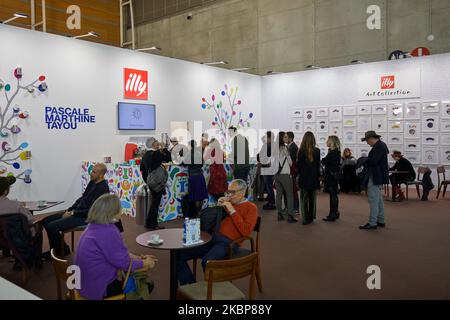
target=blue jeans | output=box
[367,177,385,226]
[177,235,238,285]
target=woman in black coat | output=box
[321,136,342,222]
[297,132,321,225]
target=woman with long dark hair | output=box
[321,136,342,222]
[297,132,321,225]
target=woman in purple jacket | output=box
[75,194,157,299]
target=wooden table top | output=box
[22,201,64,212]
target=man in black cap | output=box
[360,131,389,230]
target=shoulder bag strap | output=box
[121,259,134,290]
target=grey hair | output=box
[86,194,121,224]
[146,137,157,148]
[231,179,247,192]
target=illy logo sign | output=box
[124,68,148,100]
[381,76,395,89]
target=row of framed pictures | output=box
[311,143,450,166]
[292,101,450,122]
[292,117,450,135]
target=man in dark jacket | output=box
[42,163,110,257]
[286,132,299,212]
[389,151,416,201]
[360,131,389,230]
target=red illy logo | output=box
[381,76,395,89]
[124,68,148,99]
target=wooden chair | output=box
[50,249,125,300]
[177,252,258,300]
[228,216,263,293]
[401,167,428,200]
[192,216,263,293]
[437,166,450,199]
[60,225,87,255]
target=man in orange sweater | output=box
[177,179,258,285]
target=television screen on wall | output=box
[118,102,156,130]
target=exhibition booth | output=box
[1,24,449,220]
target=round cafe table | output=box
[136,228,212,300]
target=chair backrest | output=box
[0,214,32,268]
[437,166,446,185]
[254,216,261,252]
[417,167,429,180]
[50,249,74,300]
[204,252,258,300]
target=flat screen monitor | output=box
[118,102,156,130]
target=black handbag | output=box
[199,206,226,235]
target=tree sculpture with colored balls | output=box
[201,84,254,148]
[0,67,48,183]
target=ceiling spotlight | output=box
[201,61,228,66]
[136,46,162,52]
[2,12,28,24]
[351,60,365,64]
[306,65,321,69]
[73,31,100,39]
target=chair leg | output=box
[444,185,448,198]
[256,260,263,293]
[192,259,197,281]
[21,267,28,285]
[405,185,409,200]
[437,184,442,199]
[60,232,65,256]
[416,185,420,198]
[71,232,75,252]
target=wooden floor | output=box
[1,191,450,300]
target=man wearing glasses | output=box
[177,179,258,285]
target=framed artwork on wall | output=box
[372,116,387,132]
[343,106,357,116]
[292,108,303,118]
[388,121,403,133]
[304,109,316,122]
[404,139,421,152]
[440,134,450,146]
[441,101,450,119]
[329,107,342,122]
[317,119,329,133]
[422,115,439,132]
[343,117,356,127]
[304,123,316,133]
[372,104,387,115]
[404,121,421,139]
[358,105,372,115]
[388,103,404,120]
[422,134,439,146]
[292,119,303,132]
[318,146,328,158]
[422,147,439,165]
[329,124,342,137]
[405,102,421,120]
[440,119,450,132]
[357,117,372,133]
[317,107,329,117]
[343,129,356,144]
[441,149,450,165]
[404,151,421,165]
[316,134,328,145]
[357,146,371,158]
[422,101,440,113]
[387,134,404,145]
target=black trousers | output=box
[328,187,339,217]
[146,190,163,228]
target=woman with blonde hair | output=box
[296,132,321,225]
[321,136,342,222]
[75,194,157,300]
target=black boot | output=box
[323,215,337,222]
[277,213,285,221]
[287,215,298,223]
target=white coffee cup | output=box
[151,234,160,242]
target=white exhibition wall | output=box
[261,53,450,183]
[0,25,261,210]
